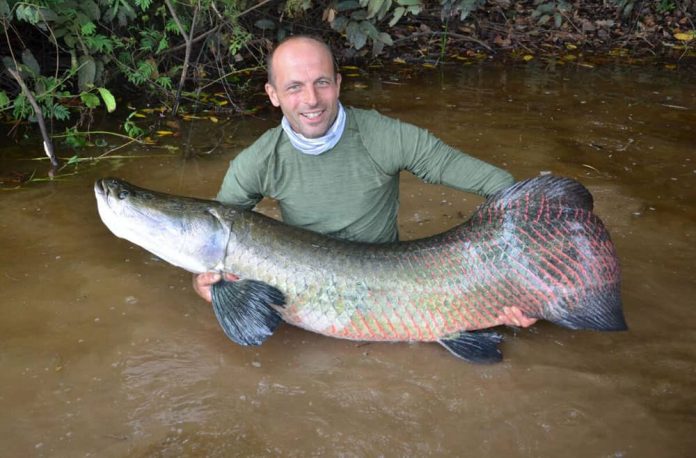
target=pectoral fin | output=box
[211,279,286,346]
[438,331,504,364]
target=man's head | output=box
[264,36,342,139]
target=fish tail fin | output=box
[551,285,628,331]
[483,175,594,212]
[438,331,503,364]
[211,279,286,346]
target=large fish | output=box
[94,175,626,363]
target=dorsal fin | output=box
[482,175,594,212]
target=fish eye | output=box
[118,190,130,199]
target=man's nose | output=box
[303,86,318,105]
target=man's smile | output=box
[302,110,324,120]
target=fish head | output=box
[94,178,233,274]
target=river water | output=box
[1,62,694,457]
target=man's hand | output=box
[498,306,538,328]
[192,272,239,303]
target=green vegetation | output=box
[0,0,693,169]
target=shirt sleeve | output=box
[215,130,280,208]
[356,109,514,197]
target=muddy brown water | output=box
[1,62,695,457]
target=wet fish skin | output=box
[95,175,626,362]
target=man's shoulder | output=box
[235,124,283,161]
[248,124,284,149]
[345,106,403,134]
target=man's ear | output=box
[265,83,280,107]
[335,73,342,98]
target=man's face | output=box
[265,39,342,139]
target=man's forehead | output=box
[274,41,330,65]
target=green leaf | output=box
[347,21,367,50]
[135,0,153,11]
[78,55,96,91]
[85,34,114,53]
[389,6,405,27]
[337,1,360,11]
[156,76,173,90]
[21,49,41,76]
[81,21,97,36]
[52,103,71,121]
[366,0,385,19]
[81,0,101,21]
[331,16,349,32]
[0,90,9,108]
[254,19,276,30]
[97,87,116,113]
[80,92,101,109]
[156,37,169,54]
[0,0,10,18]
[379,31,393,46]
[359,19,380,40]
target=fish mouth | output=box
[94,179,106,197]
[94,178,122,201]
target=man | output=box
[194,35,536,328]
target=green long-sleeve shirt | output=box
[217,107,513,243]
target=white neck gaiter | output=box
[281,103,346,156]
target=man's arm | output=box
[195,131,280,302]
[355,109,513,197]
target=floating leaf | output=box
[523,54,534,61]
[209,116,219,123]
[156,130,174,136]
[565,43,577,50]
[674,32,694,42]
[133,113,146,118]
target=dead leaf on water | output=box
[209,116,219,123]
[523,54,534,61]
[156,130,174,136]
[393,57,406,64]
[674,32,694,42]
